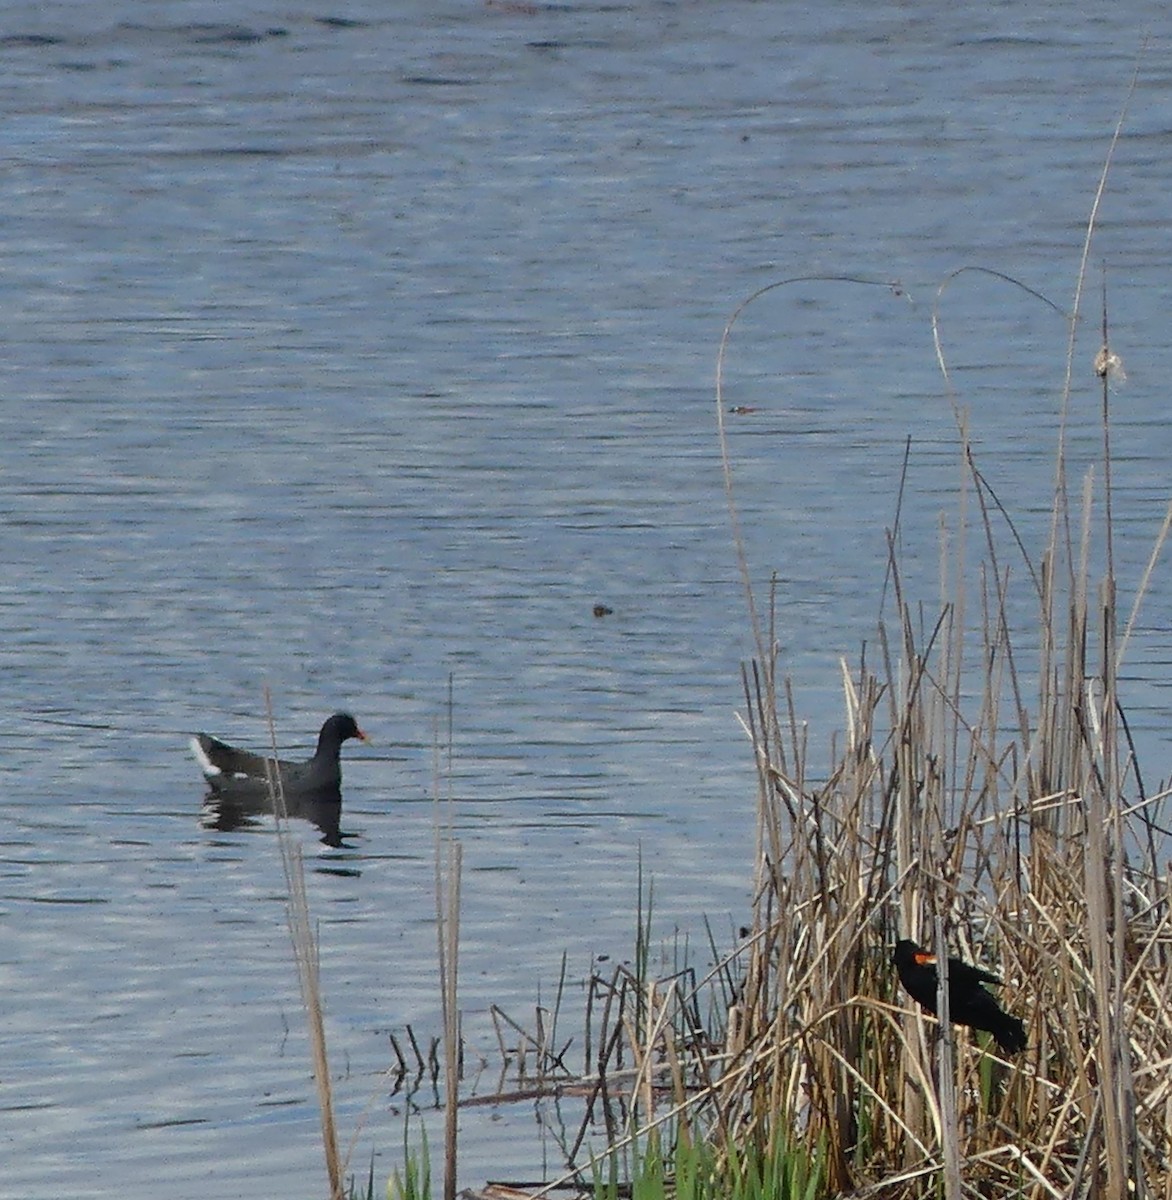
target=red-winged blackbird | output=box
[892,939,1027,1055]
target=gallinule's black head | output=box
[314,712,367,757]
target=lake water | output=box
[3,2,1172,1195]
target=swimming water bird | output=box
[191,711,368,799]
[892,938,1027,1055]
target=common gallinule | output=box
[892,938,1027,1054]
[191,711,368,799]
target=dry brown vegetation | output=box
[685,286,1172,1200]
[716,423,1172,1200]
[469,277,1172,1200]
[630,91,1172,1200]
[473,244,1172,1200]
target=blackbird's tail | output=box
[991,1011,1027,1055]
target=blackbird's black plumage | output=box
[892,938,1027,1055]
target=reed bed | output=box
[682,103,1172,1197]
[470,246,1172,1200]
[481,440,1172,1200]
[711,442,1172,1200]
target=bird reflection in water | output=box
[200,787,351,849]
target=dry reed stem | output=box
[262,692,345,1200]
[434,698,463,1200]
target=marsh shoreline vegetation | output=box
[411,253,1170,1199]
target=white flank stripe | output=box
[189,736,221,777]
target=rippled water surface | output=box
[3,2,1172,1195]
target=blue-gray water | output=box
[3,3,1172,1195]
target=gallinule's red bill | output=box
[191,712,369,798]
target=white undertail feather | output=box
[189,736,221,778]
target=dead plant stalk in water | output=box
[263,693,344,1200]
